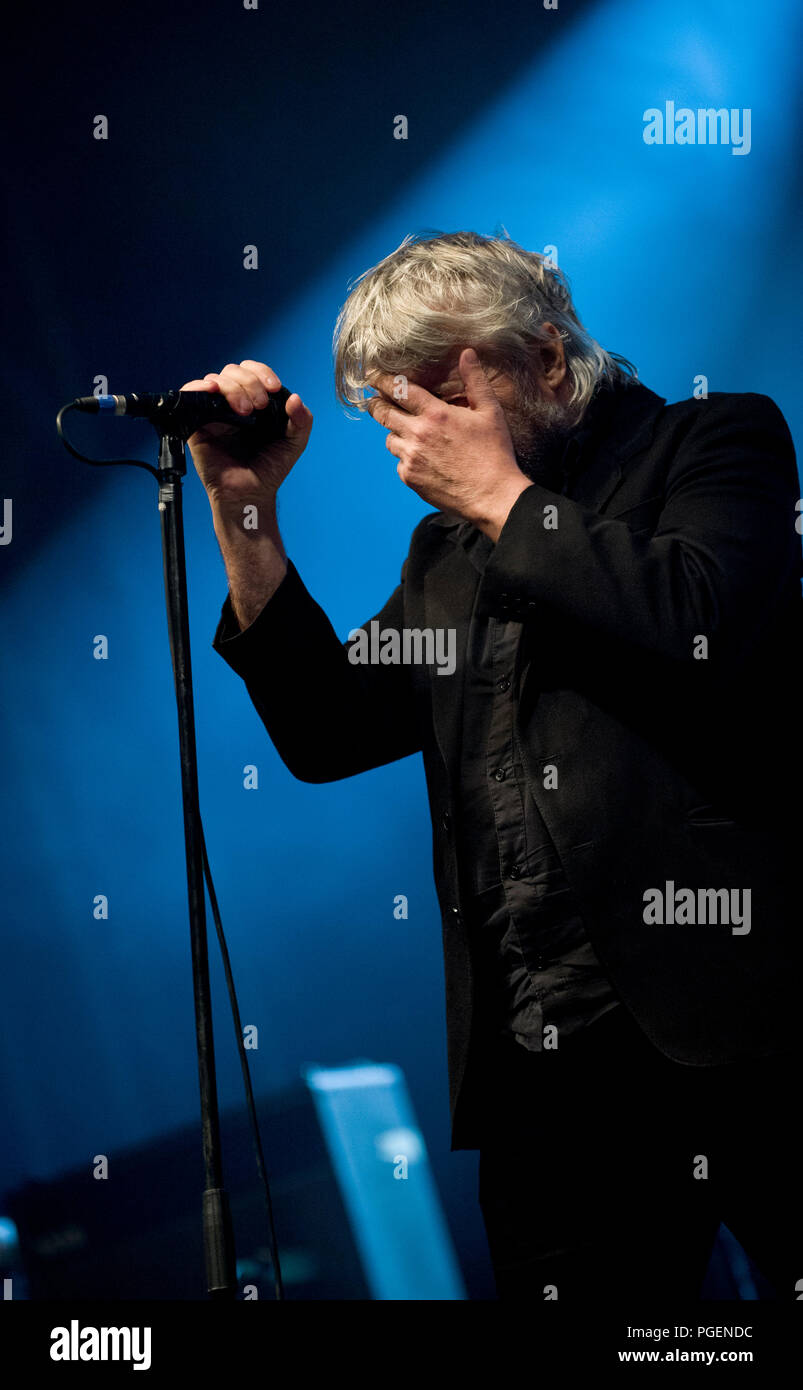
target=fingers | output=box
[366,394,415,434]
[368,372,431,415]
[179,377,219,392]
[457,347,498,409]
[239,360,281,391]
[181,363,313,454]
[203,363,270,414]
[193,361,282,415]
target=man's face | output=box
[405,350,572,484]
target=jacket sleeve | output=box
[212,553,422,782]
[476,393,801,670]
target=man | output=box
[185,231,802,1301]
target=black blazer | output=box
[213,382,803,1149]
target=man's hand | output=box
[183,360,311,631]
[365,347,532,542]
[182,360,313,508]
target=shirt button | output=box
[497,677,511,692]
[449,905,462,925]
[493,768,506,782]
[534,956,547,971]
[509,864,522,880]
[442,809,452,831]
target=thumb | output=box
[457,347,498,410]
[284,392,313,443]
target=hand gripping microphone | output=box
[70,387,292,444]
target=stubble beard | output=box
[504,389,575,488]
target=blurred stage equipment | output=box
[5,1061,465,1301]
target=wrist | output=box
[209,490,277,523]
[473,474,533,543]
[211,495,282,544]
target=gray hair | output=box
[333,229,637,426]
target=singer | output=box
[187,231,803,1302]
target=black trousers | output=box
[475,1004,801,1301]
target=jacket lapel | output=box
[565,381,666,512]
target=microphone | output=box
[70,388,292,444]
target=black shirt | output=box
[453,500,620,1054]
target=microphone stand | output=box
[157,431,236,1300]
[58,386,291,1299]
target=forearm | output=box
[212,553,423,782]
[210,497,287,630]
[478,469,797,670]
